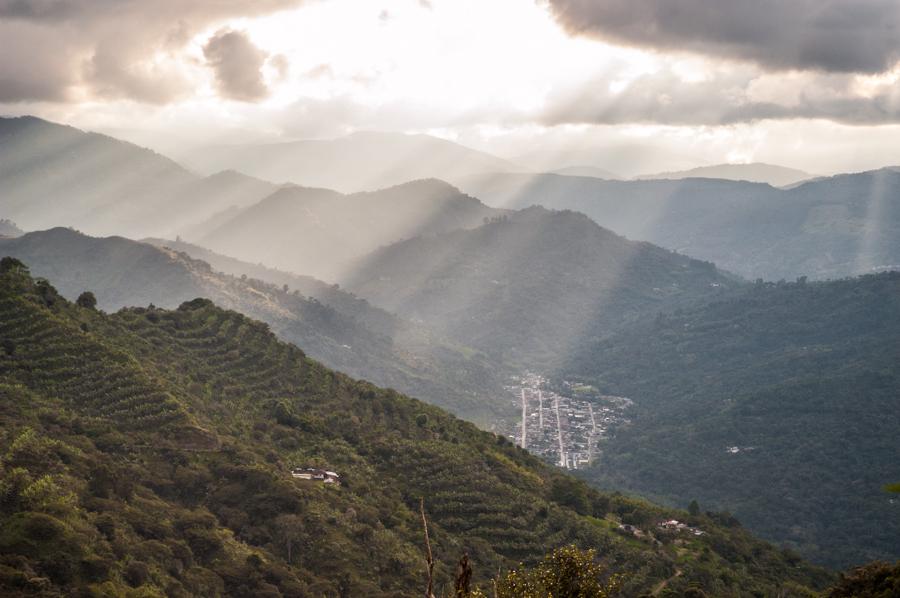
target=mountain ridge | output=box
[0,228,509,422]
[634,162,812,187]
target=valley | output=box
[1,109,898,595]
[502,373,631,471]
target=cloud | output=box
[538,67,900,127]
[0,21,75,101]
[0,0,305,103]
[204,29,270,102]
[545,0,900,74]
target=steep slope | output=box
[0,116,193,237]
[160,170,281,239]
[0,228,506,422]
[461,169,900,280]
[0,116,282,240]
[0,263,833,596]
[141,237,398,338]
[562,274,900,568]
[182,131,521,192]
[634,163,812,187]
[343,207,734,369]
[197,179,503,281]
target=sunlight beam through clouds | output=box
[3,0,900,175]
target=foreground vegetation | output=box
[0,259,832,596]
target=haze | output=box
[2,0,899,176]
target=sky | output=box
[1,0,900,176]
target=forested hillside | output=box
[345,207,734,369]
[461,168,900,280]
[0,261,832,596]
[0,229,507,423]
[564,274,900,568]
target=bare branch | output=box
[420,497,436,598]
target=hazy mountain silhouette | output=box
[0,116,283,239]
[552,165,621,179]
[196,178,503,282]
[183,130,522,192]
[462,169,900,280]
[635,162,812,186]
[343,207,735,368]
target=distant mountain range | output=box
[461,169,900,280]
[563,273,900,568]
[342,207,735,368]
[6,115,899,283]
[634,162,813,187]
[194,178,502,282]
[0,228,509,422]
[181,130,521,192]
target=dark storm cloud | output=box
[546,0,900,74]
[204,29,269,102]
[0,0,303,103]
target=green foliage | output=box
[76,291,97,310]
[0,228,511,423]
[825,561,900,597]
[0,265,832,596]
[492,546,619,598]
[569,273,900,568]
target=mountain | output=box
[182,131,522,192]
[0,116,283,240]
[0,219,22,238]
[560,274,900,569]
[552,166,620,179]
[0,116,193,237]
[460,169,900,280]
[140,237,396,335]
[342,207,735,369]
[0,261,833,595]
[159,170,281,239]
[196,179,503,282]
[0,228,507,423]
[635,163,813,187]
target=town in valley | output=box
[501,372,632,470]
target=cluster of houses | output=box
[504,372,632,470]
[291,467,341,485]
[657,519,705,536]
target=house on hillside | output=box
[657,519,704,536]
[291,468,340,485]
